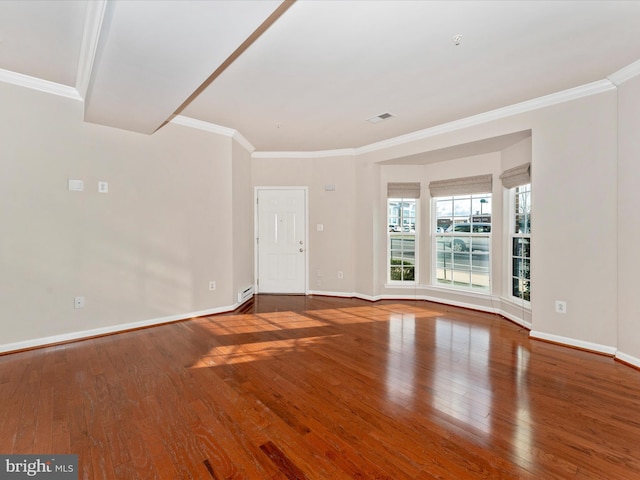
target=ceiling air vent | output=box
[367,112,395,124]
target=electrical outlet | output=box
[209,281,216,291]
[74,296,85,309]
[98,181,109,193]
[337,271,343,279]
[555,300,567,314]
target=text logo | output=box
[0,455,78,479]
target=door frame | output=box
[254,186,309,294]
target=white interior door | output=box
[256,188,307,293]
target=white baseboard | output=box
[307,289,355,299]
[0,300,249,355]
[6,291,628,367]
[307,290,532,326]
[616,351,640,369]
[499,310,532,330]
[529,330,617,356]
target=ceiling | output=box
[1,0,640,152]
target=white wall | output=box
[252,155,357,294]
[1,71,634,361]
[352,155,380,297]
[232,141,255,300]
[617,74,640,366]
[0,82,248,351]
[528,93,618,351]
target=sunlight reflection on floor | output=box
[191,304,496,436]
[190,334,343,367]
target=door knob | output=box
[299,248,304,252]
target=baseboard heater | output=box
[237,285,255,304]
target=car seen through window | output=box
[444,223,491,252]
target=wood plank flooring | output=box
[2,295,640,479]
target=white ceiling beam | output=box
[75,0,108,100]
[83,0,288,134]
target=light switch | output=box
[98,181,108,193]
[317,224,324,232]
[68,179,84,191]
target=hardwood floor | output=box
[2,295,640,479]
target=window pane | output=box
[437,270,453,285]
[454,198,471,218]
[523,259,530,279]
[390,250,403,263]
[399,235,415,252]
[472,196,492,217]
[437,219,451,232]
[471,272,490,289]
[453,270,470,285]
[453,251,470,270]
[513,258,523,277]
[471,252,489,272]
[389,235,402,251]
[469,237,489,252]
[515,214,531,234]
[390,266,403,281]
[388,197,417,283]
[513,238,523,257]
[437,199,453,217]
[512,277,523,298]
[434,193,491,292]
[511,184,531,302]
[512,278,531,301]
[403,267,415,281]
[452,236,468,251]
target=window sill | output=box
[501,296,532,311]
[426,283,492,299]
[385,282,418,289]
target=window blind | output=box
[387,182,421,199]
[428,174,492,197]
[500,163,531,189]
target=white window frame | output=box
[387,197,418,285]
[510,184,531,303]
[432,193,492,292]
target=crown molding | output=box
[170,115,236,135]
[170,115,255,152]
[252,148,356,159]
[75,0,108,99]
[231,131,256,153]
[607,59,640,86]
[252,79,616,160]
[0,68,81,101]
